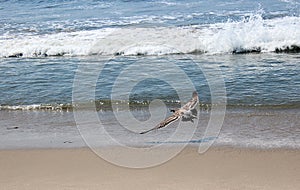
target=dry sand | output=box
[0,147,299,190]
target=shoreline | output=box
[1,143,300,151]
[0,147,299,190]
[1,107,299,150]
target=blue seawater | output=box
[0,0,299,108]
[0,0,299,150]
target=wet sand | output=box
[0,147,299,190]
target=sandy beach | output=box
[0,147,299,190]
[1,0,300,189]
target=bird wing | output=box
[181,91,199,111]
[139,113,180,134]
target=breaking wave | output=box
[0,104,73,111]
[1,15,299,57]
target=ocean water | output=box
[0,0,299,149]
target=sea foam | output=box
[0,15,299,57]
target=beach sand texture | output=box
[0,147,299,190]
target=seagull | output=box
[140,91,199,134]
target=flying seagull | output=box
[140,91,199,134]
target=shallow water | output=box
[0,107,299,149]
[0,54,299,108]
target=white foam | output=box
[0,15,299,57]
[280,0,300,5]
[0,28,116,57]
[89,27,200,56]
[199,15,300,54]
[0,104,72,111]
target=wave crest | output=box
[1,15,299,57]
